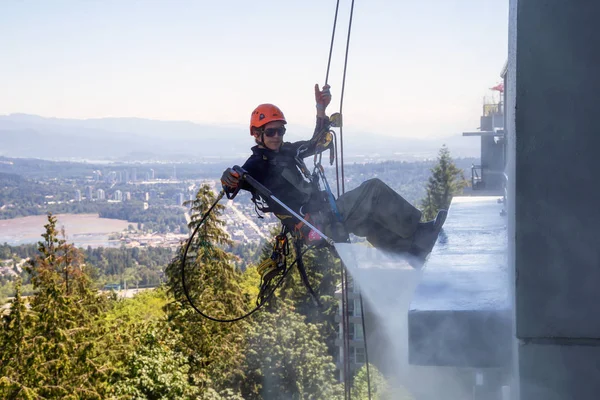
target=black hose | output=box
[180,193,311,322]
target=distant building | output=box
[462,88,506,194]
[106,171,116,183]
[125,191,131,201]
[143,202,149,210]
[131,168,137,182]
[74,189,82,202]
[144,192,149,201]
[86,186,94,200]
[114,190,123,202]
[176,192,185,206]
[97,189,105,200]
[123,169,130,183]
[173,165,177,179]
[150,168,155,179]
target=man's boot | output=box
[409,209,448,259]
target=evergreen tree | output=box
[0,213,114,399]
[421,145,467,220]
[0,278,33,399]
[165,185,248,392]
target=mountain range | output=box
[0,113,480,162]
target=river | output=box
[0,214,131,248]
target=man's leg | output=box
[335,178,421,241]
[335,178,446,256]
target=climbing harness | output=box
[256,229,290,305]
[255,225,323,308]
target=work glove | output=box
[221,168,240,189]
[315,83,332,110]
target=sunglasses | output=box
[263,127,286,137]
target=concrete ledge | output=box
[408,196,511,368]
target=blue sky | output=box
[1,0,508,138]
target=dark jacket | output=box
[240,117,331,226]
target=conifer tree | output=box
[0,278,31,398]
[0,213,113,399]
[421,145,467,220]
[165,184,248,392]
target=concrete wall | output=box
[510,0,600,398]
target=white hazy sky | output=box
[1,0,508,138]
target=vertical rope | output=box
[359,293,372,398]
[325,0,341,86]
[338,0,356,195]
[341,265,352,400]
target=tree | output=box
[420,145,467,220]
[109,324,199,400]
[164,185,248,392]
[0,213,114,399]
[351,363,413,400]
[0,278,31,398]
[241,299,343,400]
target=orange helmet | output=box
[249,103,287,135]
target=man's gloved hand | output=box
[314,83,332,110]
[221,168,240,189]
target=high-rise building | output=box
[97,189,105,200]
[176,192,185,206]
[150,168,155,179]
[106,171,116,183]
[173,165,177,180]
[144,192,149,201]
[75,189,82,202]
[114,190,123,202]
[86,186,94,200]
[125,191,131,201]
[123,170,130,183]
[131,168,137,182]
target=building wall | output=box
[510,0,600,398]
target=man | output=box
[221,84,447,262]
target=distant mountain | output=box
[0,114,479,162]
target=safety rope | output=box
[324,0,372,398]
[324,0,341,86]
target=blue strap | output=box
[316,167,343,222]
